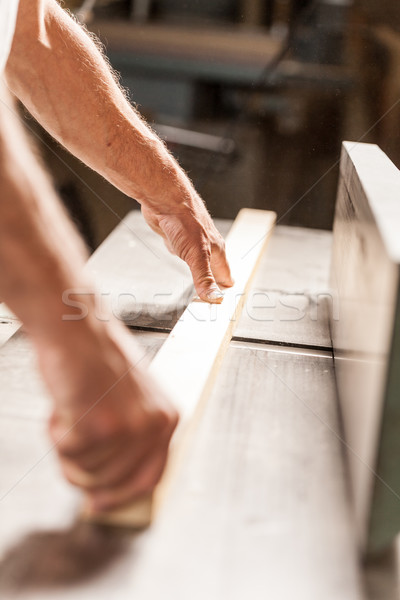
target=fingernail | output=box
[206,290,224,303]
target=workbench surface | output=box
[87,212,332,347]
[0,213,364,599]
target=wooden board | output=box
[92,208,276,526]
[0,333,362,599]
[88,212,332,347]
[330,141,400,554]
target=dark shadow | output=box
[0,520,133,594]
[363,542,399,600]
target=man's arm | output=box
[0,84,178,512]
[5,0,233,302]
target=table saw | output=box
[0,141,399,599]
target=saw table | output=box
[0,142,399,599]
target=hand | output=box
[37,320,178,513]
[141,192,234,303]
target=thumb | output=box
[185,247,224,304]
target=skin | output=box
[0,0,233,512]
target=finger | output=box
[210,242,234,288]
[59,436,133,488]
[60,460,98,489]
[62,427,168,491]
[49,418,95,459]
[185,246,224,304]
[60,443,140,490]
[87,441,170,513]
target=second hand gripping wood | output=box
[89,208,276,527]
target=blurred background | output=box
[31,0,400,249]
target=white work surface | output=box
[0,213,376,599]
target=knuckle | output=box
[211,236,226,253]
[152,405,179,437]
[183,242,211,267]
[60,460,99,490]
[137,464,164,495]
[151,409,169,433]
[197,273,215,289]
[55,437,82,460]
[188,253,213,280]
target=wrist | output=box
[107,120,196,211]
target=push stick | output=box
[86,208,276,527]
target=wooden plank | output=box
[91,209,276,526]
[330,141,400,554]
[148,209,276,419]
[0,334,362,599]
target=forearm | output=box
[4,0,233,304]
[0,85,96,346]
[5,0,192,210]
[0,87,178,510]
